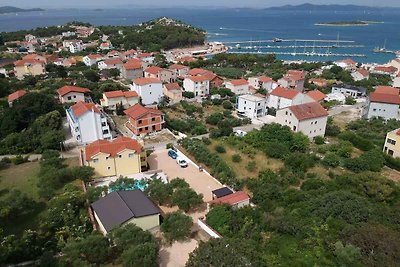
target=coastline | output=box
[315,23,369,27]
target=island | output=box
[0,6,44,14]
[315,20,383,26]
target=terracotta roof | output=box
[144,66,163,75]
[169,64,188,70]
[123,59,142,70]
[270,87,299,99]
[123,49,137,55]
[208,191,250,206]
[309,78,327,85]
[70,101,100,117]
[133,77,161,85]
[288,102,328,121]
[258,76,273,82]
[104,90,138,99]
[369,93,400,105]
[103,58,123,65]
[124,103,163,119]
[164,83,181,91]
[186,75,210,82]
[356,68,369,77]
[85,136,142,161]
[228,78,248,86]
[100,42,110,47]
[86,54,102,59]
[374,66,398,74]
[178,56,196,62]
[8,90,26,102]
[306,90,326,102]
[14,59,45,66]
[287,70,305,78]
[336,58,357,65]
[187,68,210,76]
[57,85,91,97]
[136,53,152,58]
[22,54,44,61]
[375,86,399,95]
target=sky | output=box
[1,0,399,8]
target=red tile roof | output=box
[186,75,210,82]
[85,137,142,161]
[374,66,398,74]
[136,53,152,58]
[187,68,210,76]
[57,85,91,97]
[369,93,400,105]
[208,191,250,206]
[8,90,26,102]
[306,90,326,102]
[270,87,299,99]
[375,86,399,95]
[144,66,163,75]
[228,78,248,86]
[87,54,102,59]
[133,77,161,85]
[287,70,305,78]
[288,102,328,121]
[169,64,188,70]
[123,59,142,70]
[103,58,123,65]
[336,58,357,65]
[70,101,100,117]
[356,68,369,77]
[164,83,181,91]
[104,90,138,99]
[14,59,45,66]
[258,76,273,82]
[124,103,163,119]
[123,49,137,55]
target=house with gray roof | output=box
[91,190,160,234]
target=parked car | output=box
[176,157,188,168]
[234,129,247,137]
[168,149,178,159]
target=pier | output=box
[228,51,366,57]
[223,39,356,44]
[229,45,364,50]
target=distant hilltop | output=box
[265,3,398,11]
[0,6,44,14]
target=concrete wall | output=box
[61,92,86,104]
[132,83,163,105]
[197,218,221,238]
[364,102,399,120]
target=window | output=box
[103,129,109,135]
[315,121,317,124]
[389,149,394,156]
[73,95,76,98]
[387,138,397,145]
[107,166,111,170]
[106,156,109,160]
[293,126,297,131]
[93,158,99,163]
[118,155,122,158]
[128,153,135,158]
[311,121,313,125]
[373,108,377,112]
[152,118,156,121]
[67,96,72,100]
[244,101,247,104]
[138,120,142,124]
[139,128,143,132]
[101,122,106,127]
[258,103,260,106]
[145,127,149,131]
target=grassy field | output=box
[207,140,284,179]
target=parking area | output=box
[148,149,222,202]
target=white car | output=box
[234,130,247,137]
[176,157,188,168]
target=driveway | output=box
[159,239,198,267]
[148,149,222,202]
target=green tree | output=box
[145,179,173,205]
[119,243,158,267]
[83,69,100,82]
[161,211,192,242]
[333,241,362,267]
[172,187,203,212]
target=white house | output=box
[236,94,267,119]
[335,58,357,70]
[276,102,329,139]
[98,59,123,71]
[100,90,139,110]
[183,75,210,97]
[267,87,313,110]
[248,76,273,92]
[66,101,112,144]
[69,41,84,53]
[57,85,91,104]
[331,84,367,98]
[363,86,400,120]
[351,68,369,81]
[83,54,103,66]
[131,77,163,105]
[278,70,305,92]
[225,79,249,95]
[144,66,174,83]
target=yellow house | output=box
[14,59,46,79]
[383,128,400,158]
[91,190,160,234]
[84,137,146,177]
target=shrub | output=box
[215,144,226,153]
[345,96,356,105]
[314,136,325,145]
[338,131,374,151]
[222,101,233,110]
[232,154,242,162]
[322,152,341,167]
[182,91,195,98]
[166,143,174,149]
[161,212,193,242]
[202,137,211,145]
[246,161,257,172]
[12,155,28,165]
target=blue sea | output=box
[1,8,400,63]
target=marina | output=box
[229,51,367,57]
[223,39,356,44]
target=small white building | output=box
[236,94,267,119]
[248,76,273,92]
[57,85,91,104]
[83,54,103,66]
[100,90,139,110]
[69,41,84,53]
[331,84,367,98]
[267,87,313,110]
[98,59,123,71]
[131,77,163,105]
[225,79,249,95]
[183,75,210,97]
[363,86,400,120]
[335,58,357,71]
[66,101,111,144]
[276,102,329,139]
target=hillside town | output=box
[1,18,400,267]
